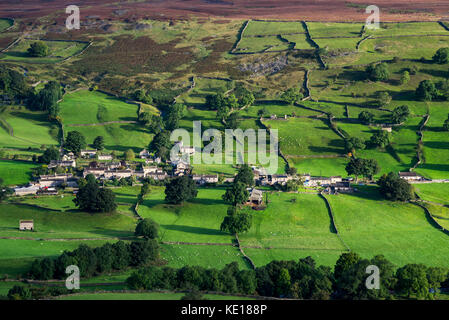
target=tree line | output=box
[126,252,449,300]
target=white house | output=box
[139,149,151,159]
[98,154,113,161]
[398,171,423,181]
[19,220,34,231]
[48,160,76,169]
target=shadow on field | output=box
[162,224,224,236]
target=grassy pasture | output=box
[282,34,313,49]
[416,103,449,179]
[0,239,110,277]
[290,157,349,177]
[239,192,346,251]
[415,183,449,206]
[64,123,153,153]
[235,36,290,53]
[0,203,136,240]
[161,244,249,270]
[0,39,88,63]
[244,21,305,36]
[60,90,139,125]
[365,22,448,37]
[327,186,449,268]
[137,187,233,244]
[314,37,360,50]
[0,160,35,186]
[0,107,59,149]
[307,22,363,38]
[265,117,345,156]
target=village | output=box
[12,139,436,205]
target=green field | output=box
[0,107,59,149]
[365,22,447,37]
[265,117,344,156]
[327,186,449,267]
[236,36,290,53]
[0,160,35,186]
[0,203,136,240]
[0,39,88,63]
[244,21,305,36]
[415,183,449,206]
[60,90,139,125]
[307,22,363,38]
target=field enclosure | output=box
[0,39,89,64]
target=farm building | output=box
[14,184,40,196]
[39,174,78,187]
[139,149,150,159]
[324,182,354,194]
[247,188,263,206]
[48,160,76,169]
[98,154,113,161]
[192,174,219,185]
[398,171,424,181]
[19,220,34,231]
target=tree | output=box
[391,105,410,124]
[164,175,198,205]
[38,146,60,164]
[432,47,449,64]
[416,80,438,101]
[225,112,241,130]
[220,206,252,234]
[0,65,30,99]
[443,114,449,131]
[92,136,105,151]
[129,239,159,266]
[369,130,390,148]
[358,111,374,124]
[7,285,32,300]
[164,103,185,131]
[396,264,430,299]
[345,137,366,155]
[276,268,291,296]
[378,172,414,202]
[0,179,13,203]
[400,71,410,85]
[345,158,380,181]
[286,166,297,175]
[133,89,153,104]
[135,218,159,239]
[334,252,361,280]
[73,176,117,212]
[27,41,49,57]
[206,93,226,111]
[30,81,63,119]
[366,63,390,82]
[223,182,249,206]
[375,91,392,108]
[281,88,303,105]
[94,243,114,273]
[149,131,172,161]
[65,131,87,155]
[234,164,254,187]
[112,241,131,270]
[125,149,135,161]
[181,288,207,300]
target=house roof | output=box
[399,171,419,177]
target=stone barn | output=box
[19,220,34,231]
